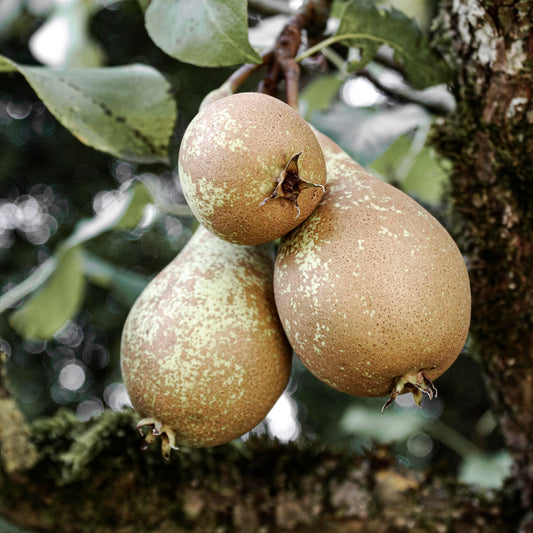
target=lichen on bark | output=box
[432,0,533,523]
[0,408,520,532]
[0,351,38,474]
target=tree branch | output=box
[0,409,519,532]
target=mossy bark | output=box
[432,0,533,525]
[0,409,520,532]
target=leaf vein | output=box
[203,0,258,63]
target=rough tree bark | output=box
[0,410,520,532]
[0,0,532,532]
[434,0,533,527]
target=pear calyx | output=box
[137,418,179,460]
[381,371,438,413]
[259,152,326,218]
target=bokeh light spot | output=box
[59,362,86,391]
[104,382,132,411]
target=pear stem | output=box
[201,1,333,113]
[200,50,274,111]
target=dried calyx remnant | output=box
[259,152,326,217]
[382,370,438,413]
[137,418,178,460]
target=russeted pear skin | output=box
[274,131,471,402]
[120,226,292,450]
[178,92,326,245]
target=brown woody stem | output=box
[200,50,274,111]
[259,0,333,109]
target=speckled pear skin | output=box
[120,226,292,447]
[178,92,326,245]
[274,131,471,398]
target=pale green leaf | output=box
[459,451,512,488]
[333,0,450,89]
[0,182,154,319]
[83,253,149,306]
[137,0,149,12]
[299,74,344,120]
[9,246,86,340]
[0,55,16,72]
[114,181,154,231]
[0,56,177,163]
[28,0,103,68]
[339,406,424,442]
[146,0,261,67]
[370,134,450,204]
[0,258,56,315]
[66,181,154,247]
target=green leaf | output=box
[333,0,450,89]
[0,56,177,163]
[299,74,345,120]
[459,451,512,489]
[83,253,149,306]
[370,133,450,204]
[339,406,424,442]
[137,0,150,12]
[145,0,261,67]
[28,0,103,68]
[0,56,17,72]
[9,246,86,340]
[114,181,154,231]
[0,258,57,315]
[0,182,154,320]
[66,181,154,247]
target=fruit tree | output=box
[0,0,531,531]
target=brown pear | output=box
[121,226,292,454]
[178,92,326,245]
[274,131,471,408]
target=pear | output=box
[178,92,326,245]
[121,226,292,454]
[274,131,471,408]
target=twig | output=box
[200,50,274,110]
[228,50,274,93]
[271,19,304,109]
[199,1,332,112]
[259,0,333,110]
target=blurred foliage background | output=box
[0,0,509,493]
